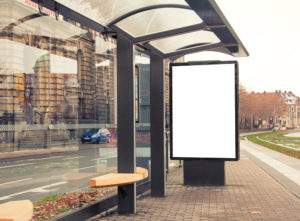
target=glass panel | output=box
[0,0,37,30]
[0,0,117,218]
[0,0,53,205]
[134,49,150,184]
[17,16,87,39]
[56,0,189,26]
[165,58,184,183]
[116,8,201,37]
[149,30,221,54]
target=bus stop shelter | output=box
[32,0,248,215]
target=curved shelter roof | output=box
[32,0,248,58]
[55,0,248,58]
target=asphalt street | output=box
[0,142,117,203]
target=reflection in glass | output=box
[135,50,151,184]
[0,0,117,213]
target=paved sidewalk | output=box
[241,140,300,198]
[89,145,300,221]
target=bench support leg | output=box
[118,184,136,214]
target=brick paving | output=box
[89,151,300,221]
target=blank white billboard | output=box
[170,61,239,160]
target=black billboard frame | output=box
[169,60,239,161]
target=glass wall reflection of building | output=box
[0,0,116,150]
[0,0,119,205]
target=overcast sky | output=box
[185,0,300,96]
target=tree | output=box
[239,86,288,130]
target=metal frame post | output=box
[150,52,166,197]
[117,34,136,214]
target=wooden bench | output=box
[0,200,33,221]
[90,167,148,188]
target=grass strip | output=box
[246,132,300,159]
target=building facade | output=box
[0,0,117,151]
[253,91,300,129]
[278,91,299,128]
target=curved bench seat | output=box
[0,200,33,221]
[90,167,148,188]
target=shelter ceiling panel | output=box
[149,30,220,54]
[115,8,201,37]
[55,0,189,26]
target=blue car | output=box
[81,128,111,144]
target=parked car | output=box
[81,128,111,144]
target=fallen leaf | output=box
[249,211,262,214]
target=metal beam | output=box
[208,47,234,57]
[176,42,211,51]
[30,0,112,34]
[163,42,225,58]
[134,24,226,44]
[117,34,136,214]
[185,0,249,57]
[144,43,164,58]
[110,25,135,42]
[108,4,191,27]
[134,23,206,44]
[150,52,166,197]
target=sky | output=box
[185,0,300,96]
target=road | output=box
[0,142,117,203]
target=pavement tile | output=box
[88,151,300,221]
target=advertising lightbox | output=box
[170,61,239,160]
